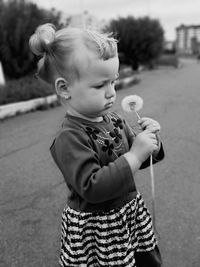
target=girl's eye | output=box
[93,78,118,89]
[94,84,104,89]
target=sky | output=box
[30,0,200,41]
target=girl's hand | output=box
[138,117,161,156]
[124,128,159,174]
[130,129,159,163]
[138,117,161,134]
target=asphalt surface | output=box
[0,58,200,267]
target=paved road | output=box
[0,59,200,267]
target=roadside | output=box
[0,68,139,120]
[0,94,58,120]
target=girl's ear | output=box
[55,77,71,100]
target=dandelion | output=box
[121,94,156,230]
[121,94,143,119]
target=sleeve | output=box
[50,128,136,204]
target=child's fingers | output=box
[150,123,161,132]
[138,120,150,130]
[146,125,161,133]
[143,130,158,141]
[138,117,154,127]
[138,118,159,126]
[138,117,161,131]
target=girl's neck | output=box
[66,109,103,123]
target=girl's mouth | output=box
[105,102,113,108]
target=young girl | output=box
[29,23,164,267]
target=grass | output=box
[0,75,54,105]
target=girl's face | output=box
[67,53,119,121]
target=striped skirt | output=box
[59,192,157,267]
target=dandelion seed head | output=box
[121,95,143,112]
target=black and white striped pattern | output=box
[59,192,157,267]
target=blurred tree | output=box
[107,16,164,70]
[0,0,62,79]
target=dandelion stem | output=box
[134,110,141,120]
[150,155,156,228]
[133,109,157,235]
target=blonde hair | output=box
[29,23,118,84]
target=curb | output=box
[0,75,140,121]
[0,94,58,120]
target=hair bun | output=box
[29,23,56,56]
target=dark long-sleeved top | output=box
[50,112,164,212]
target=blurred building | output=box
[66,11,106,30]
[164,41,175,53]
[176,24,200,55]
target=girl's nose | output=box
[105,83,116,99]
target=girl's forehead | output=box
[78,53,119,80]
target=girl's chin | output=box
[83,108,112,120]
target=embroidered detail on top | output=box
[111,117,123,129]
[85,127,100,140]
[83,114,125,158]
[102,140,114,155]
[109,128,122,143]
